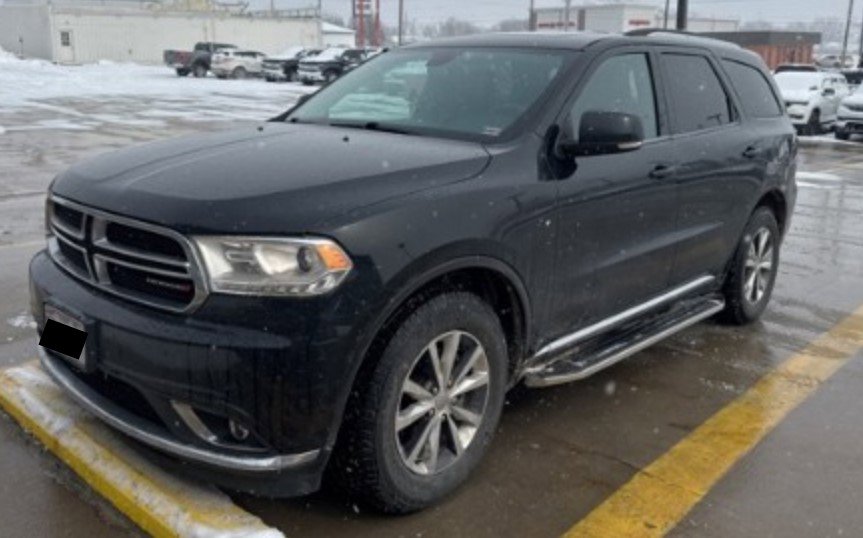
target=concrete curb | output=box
[0,360,284,538]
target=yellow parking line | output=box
[564,305,863,538]
[0,360,283,538]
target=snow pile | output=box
[0,46,18,62]
[0,55,317,131]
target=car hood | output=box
[52,123,490,234]
[779,89,815,103]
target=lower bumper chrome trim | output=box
[39,348,320,472]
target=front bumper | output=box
[837,112,863,133]
[263,67,287,80]
[29,249,367,496]
[299,69,325,82]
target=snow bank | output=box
[0,52,316,131]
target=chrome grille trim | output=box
[46,195,208,313]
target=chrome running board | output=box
[532,275,715,360]
[523,298,724,388]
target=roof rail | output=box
[625,28,698,37]
[624,27,741,48]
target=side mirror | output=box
[559,111,644,157]
[823,87,836,97]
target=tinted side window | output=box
[662,54,732,133]
[721,60,782,118]
[569,53,659,140]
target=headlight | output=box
[194,236,352,296]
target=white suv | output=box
[775,71,850,135]
[211,49,266,79]
[836,84,863,140]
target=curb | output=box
[0,360,284,538]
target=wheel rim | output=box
[395,330,490,476]
[743,227,774,304]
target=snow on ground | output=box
[0,48,316,133]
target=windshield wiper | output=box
[329,121,415,136]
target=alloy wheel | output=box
[395,330,491,476]
[743,227,774,304]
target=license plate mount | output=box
[40,304,90,370]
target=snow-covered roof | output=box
[321,22,355,35]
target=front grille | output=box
[47,196,206,312]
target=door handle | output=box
[649,164,676,180]
[742,146,762,159]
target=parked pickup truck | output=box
[163,42,237,77]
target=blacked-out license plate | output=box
[40,304,88,369]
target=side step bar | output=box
[523,298,725,388]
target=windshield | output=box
[274,46,304,59]
[287,47,572,140]
[775,72,822,92]
[306,48,346,62]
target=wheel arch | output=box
[754,188,788,236]
[363,255,532,381]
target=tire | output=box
[232,67,247,80]
[192,64,207,78]
[324,70,338,83]
[720,207,780,325]
[175,68,189,77]
[333,292,508,514]
[805,109,821,136]
[836,130,850,140]
[288,69,299,83]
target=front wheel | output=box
[192,64,207,78]
[231,67,247,80]
[720,207,780,325]
[333,292,508,513]
[805,109,821,136]
[836,130,850,140]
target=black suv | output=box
[262,47,321,82]
[31,32,796,513]
[297,47,367,84]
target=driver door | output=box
[546,50,680,340]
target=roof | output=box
[321,22,355,35]
[404,31,743,54]
[701,31,821,47]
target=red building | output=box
[701,31,822,70]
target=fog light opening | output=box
[229,420,250,442]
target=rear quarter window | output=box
[722,60,783,118]
[661,53,733,134]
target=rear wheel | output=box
[175,68,189,77]
[288,69,299,82]
[720,207,780,325]
[805,109,821,136]
[333,292,507,513]
[324,70,338,83]
[836,130,850,140]
[192,63,207,78]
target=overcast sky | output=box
[304,0,856,27]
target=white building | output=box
[535,3,738,34]
[321,21,355,48]
[0,0,322,64]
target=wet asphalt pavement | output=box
[1,108,862,537]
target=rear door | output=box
[547,48,680,338]
[658,49,763,284]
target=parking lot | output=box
[1,66,863,537]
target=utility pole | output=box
[841,0,854,67]
[676,0,688,31]
[858,1,863,66]
[663,0,671,29]
[529,0,535,32]
[398,0,404,45]
[563,0,572,32]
